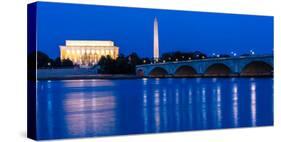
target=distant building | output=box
[60,40,119,67]
[153,17,159,62]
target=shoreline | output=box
[37,74,273,80]
[36,68,273,80]
[37,74,141,80]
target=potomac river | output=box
[36,77,273,140]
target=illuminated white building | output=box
[154,17,159,61]
[60,40,119,67]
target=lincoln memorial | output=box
[60,40,119,67]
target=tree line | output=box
[31,50,213,74]
[29,51,74,69]
[98,51,207,74]
[98,53,148,74]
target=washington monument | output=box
[153,17,159,61]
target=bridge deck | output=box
[136,55,273,77]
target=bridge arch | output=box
[149,67,168,77]
[240,61,273,76]
[136,69,144,77]
[174,65,197,77]
[204,63,232,76]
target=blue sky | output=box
[34,2,273,59]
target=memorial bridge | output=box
[136,55,273,77]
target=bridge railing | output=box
[136,54,273,67]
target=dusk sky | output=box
[35,2,273,59]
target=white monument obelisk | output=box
[153,17,159,62]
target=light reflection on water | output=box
[201,86,207,129]
[36,78,273,140]
[251,81,257,126]
[232,83,239,127]
[215,85,222,128]
[64,91,117,137]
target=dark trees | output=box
[36,51,73,69]
[161,51,207,61]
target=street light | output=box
[250,50,255,55]
[231,51,237,57]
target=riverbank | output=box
[38,74,140,80]
[37,69,140,80]
[37,69,272,80]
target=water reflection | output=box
[142,89,148,132]
[250,81,257,126]
[64,92,116,113]
[142,78,148,86]
[212,84,222,128]
[155,78,160,85]
[188,87,193,130]
[36,78,273,140]
[46,89,54,138]
[162,89,168,131]
[153,89,161,132]
[175,88,180,130]
[201,86,207,129]
[64,91,117,137]
[232,83,239,127]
